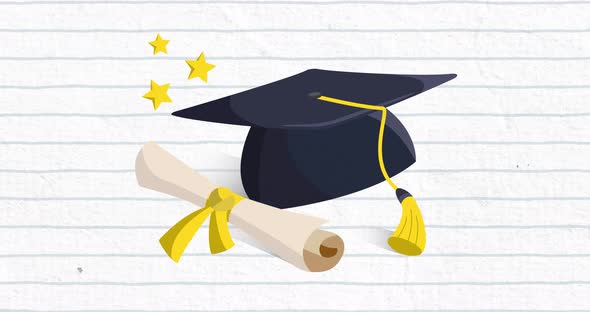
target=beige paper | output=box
[135,142,344,272]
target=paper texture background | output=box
[1,0,589,310]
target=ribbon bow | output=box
[159,187,244,262]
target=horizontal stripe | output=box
[1,253,588,258]
[2,0,590,5]
[1,28,590,33]
[1,280,589,286]
[0,310,587,312]
[0,225,587,229]
[0,84,248,89]
[1,169,589,173]
[0,310,588,312]
[2,56,590,61]
[347,196,590,201]
[0,140,244,145]
[0,196,588,201]
[2,113,589,117]
[2,141,590,145]
[2,84,590,90]
[0,169,235,173]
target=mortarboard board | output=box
[173,69,456,255]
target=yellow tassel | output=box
[388,188,426,256]
[315,95,428,256]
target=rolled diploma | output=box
[135,142,344,272]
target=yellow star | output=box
[186,52,215,83]
[149,34,169,55]
[143,80,172,110]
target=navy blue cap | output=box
[172,69,456,208]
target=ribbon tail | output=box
[160,207,213,262]
[209,210,234,254]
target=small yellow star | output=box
[186,52,215,83]
[149,34,169,55]
[143,80,172,110]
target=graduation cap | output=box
[173,69,456,256]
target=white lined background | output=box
[1,0,589,311]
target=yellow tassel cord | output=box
[317,95,426,256]
[159,187,244,262]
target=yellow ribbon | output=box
[159,187,244,262]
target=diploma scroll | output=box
[135,142,344,272]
